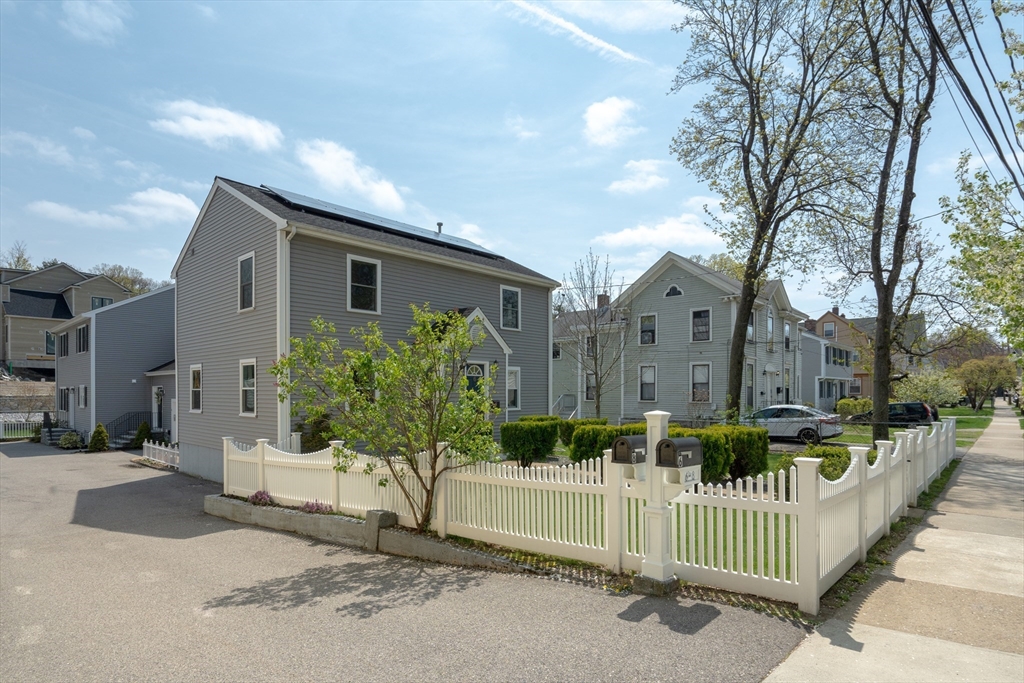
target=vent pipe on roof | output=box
[437,222,443,234]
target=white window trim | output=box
[76,324,89,354]
[465,360,489,394]
[638,313,658,347]
[767,312,775,350]
[690,307,713,343]
[238,251,255,313]
[347,254,382,315]
[552,342,562,361]
[506,366,521,411]
[823,322,836,338]
[638,364,657,402]
[784,321,792,350]
[78,384,87,409]
[690,361,713,403]
[499,285,522,331]
[239,358,257,417]
[189,364,203,414]
[664,285,683,297]
[584,372,596,402]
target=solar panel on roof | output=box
[260,185,501,259]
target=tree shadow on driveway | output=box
[203,554,484,617]
[617,596,721,634]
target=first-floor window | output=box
[552,342,561,360]
[746,362,754,407]
[585,372,596,401]
[639,365,656,401]
[819,380,826,399]
[507,367,520,410]
[691,364,710,402]
[59,387,69,412]
[240,359,256,416]
[78,385,88,409]
[190,365,202,412]
[851,378,862,395]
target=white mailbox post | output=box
[641,410,673,584]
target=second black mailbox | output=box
[611,435,647,464]
[655,437,703,469]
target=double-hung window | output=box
[500,286,521,331]
[58,332,69,357]
[692,309,711,342]
[746,362,754,407]
[691,363,711,403]
[347,255,381,313]
[585,335,596,358]
[240,359,256,416]
[639,315,657,345]
[45,331,55,356]
[78,385,88,409]
[59,387,69,412]
[238,252,255,311]
[746,313,755,341]
[639,365,656,401]
[76,324,89,353]
[506,367,520,410]
[784,322,791,351]
[190,364,202,413]
[91,297,113,310]
[823,322,835,338]
[552,343,561,360]
[767,313,775,351]
[585,372,596,401]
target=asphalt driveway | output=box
[1,441,808,682]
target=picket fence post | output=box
[605,451,622,572]
[876,440,893,534]
[329,440,343,512]
[795,457,821,615]
[907,429,920,507]
[222,436,232,495]
[850,446,870,563]
[291,432,302,454]
[433,444,448,539]
[893,432,909,517]
[256,438,268,492]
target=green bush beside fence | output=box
[776,445,878,482]
[836,397,872,418]
[518,415,561,423]
[558,418,608,447]
[500,420,559,467]
[707,424,770,479]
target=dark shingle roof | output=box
[220,178,559,286]
[2,289,73,319]
[146,360,175,373]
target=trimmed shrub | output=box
[837,397,873,418]
[31,424,42,443]
[558,418,608,447]
[130,421,152,449]
[776,445,877,482]
[707,425,770,479]
[58,431,83,450]
[568,425,622,463]
[501,420,559,467]
[88,423,109,452]
[518,415,561,423]
[667,427,732,483]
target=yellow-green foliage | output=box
[558,418,608,446]
[88,423,109,452]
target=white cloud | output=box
[592,212,723,250]
[112,188,200,224]
[26,187,199,231]
[71,126,96,141]
[296,139,405,213]
[60,1,130,46]
[607,159,668,194]
[195,4,216,20]
[508,0,648,64]
[150,100,283,151]
[0,131,75,167]
[506,114,539,141]
[452,223,502,251]
[552,0,690,32]
[584,97,643,147]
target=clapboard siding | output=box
[3,265,82,293]
[289,233,551,424]
[70,279,131,316]
[175,187,279,476]
[54,330,91,431]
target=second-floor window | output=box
[45,331,55,355]
[784,322,791,350]
[552,342,561,360]
[639,315,657,345]
[348,255,380,313]
[823,322,835,338]
[747,313,755,341]
[190,365,202,412]
[585,335,596,357]
[76,324,89,353]
[58,332,68,357]
[91,297,112,310]
[767,313,774,341]
[238,253,254,311]
[500,286,521,330]
[692,309,711,342]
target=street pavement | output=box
[766,400,1024,683]
[0,441,808,682]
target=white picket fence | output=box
[143,440,179,468]
[221,417,957,615]
[0,420,43,439]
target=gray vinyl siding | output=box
[54,328,91,431]
[3,265,82,293]
[92,288,175,431]
[176,188,279,480]
[70,279,130,316]
[551,334,623,422]
[289,234,552,430]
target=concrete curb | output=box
[204,494,524,573]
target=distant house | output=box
[173,178,559,482]
[552,252,807,424]
[1,263,130,377]
[800,322,855,412]
[50,285,175,446]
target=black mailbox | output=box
[655,437,703,469]
[611,435,647,464]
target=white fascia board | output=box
[291,223,559,290]
[464,307,513,355]
[171,178,287,279]
[611,251,740,308]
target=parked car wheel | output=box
[798,428,820,445]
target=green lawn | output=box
[940,406,993,417]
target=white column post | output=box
[877,440,893,533]
[950,418,957,463]
[329,440,343,512]
[433,443,448,539]
[291,431,302,454]
[906,429,920,507]
[641,410,672,582]
[605,450,622,572]
[256,438,268,493]
[850,446,870,562]
[222,436,232,495]
[795,457,821,616]
[893,431,909,517]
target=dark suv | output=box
[850,402,938,427]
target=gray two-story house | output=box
[552,252,806,424]
[800,325,855,412]
[173,178,560,482]
[51,285,175,443]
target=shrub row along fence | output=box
[143,440,179,468]
[222,414,957,615]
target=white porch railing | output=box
[0,420,42,439]
[221,416,957,616]
[143,440,179,468]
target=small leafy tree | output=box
[891,368,962,407]
[271,305,500,532]
[955,356,1017,411]
[88,423,109,452]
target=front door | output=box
[465,362,486,392]
[784,368,791,403]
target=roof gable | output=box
[5,263,89,291]
[612,251,741,307]
[462,307,512,355]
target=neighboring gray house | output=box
[552,252,807,424]
[800,325,854,412]
[51,285,175,443]
[173,178,559,482]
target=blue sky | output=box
[0,0,1008,320]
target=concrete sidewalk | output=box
[766,400,1024,683]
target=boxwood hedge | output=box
[500,420,559,468]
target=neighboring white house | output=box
[800,324,855,412]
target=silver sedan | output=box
[741,405,844,444]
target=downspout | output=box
[276,224,292,442]
[504,351,510,423]
[547,289,553,416]
[619,326,625,425]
